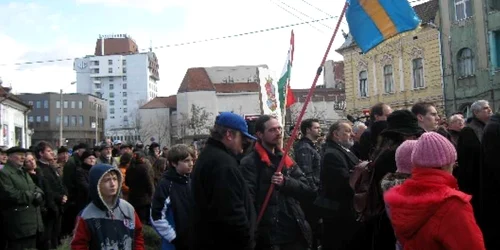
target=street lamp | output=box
[59,81,76,147]
[95,100,99,145]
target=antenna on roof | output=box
[149,39,153,52]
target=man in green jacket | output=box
[0,147,44,250]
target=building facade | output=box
[337,0,444,116]
[17,93,107,147]
[439,0,500,115]
[0,86,32,148]
[73,34,159,138]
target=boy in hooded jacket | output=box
[71,164,145,250]
[150,144,195,250]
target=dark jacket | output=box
[240,142,314,248]
[0,161,44,239]
[63,154,82,203]
[151,167,193,250]
[191,138,256,250]
[125,159,155,208]
[293,137,321,191]
[480,113,500,249]
[38,160,67,214]
[75,163,92,212]
[28,168,57,216]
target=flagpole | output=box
[257,2,348,224]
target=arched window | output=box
[457,48,475,77]
[359,71,368,97]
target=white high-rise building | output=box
[73,34,160,141]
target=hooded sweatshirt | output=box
[71,164,145,250]
[384,168,485,250]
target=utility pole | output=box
[59,89,63,147]
[95,101,99,145]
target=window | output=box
[491,0,500,10]
[64,116,69,127]
[71,116,77,126]
[455,0,472,21]
[71,101,76,109]
[109,92,115,98]
[44,116,49,122]
[110,100,115,106]
[359,71,368,97]
[124,108,128,113]
[108,59,113,65]
[56,101,60,109]
[123,60,126,66]
[492,31,500,68]
[28,116,33,122]
[36,101,41,109]
[108,68,113,73]
[123,99,127,105]
[63,101,68,108]
[123,67,127,73]
[95,83,101,89]
[56,115,60,125]
[110,108,115,114]
[458,48,475,77]
[92,68,100,74]
[109,84,114,90]
[79,116,84,126]
[36,116,41,122]
[109,77,114,82]
[412,58,425,88]
[383,65,394,93]
[43,100,48,109]
[123,76,127,81]
[78,101,83,109]
[123,84,127,89]
[123,92,127,97]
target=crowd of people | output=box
[0,100,498,249]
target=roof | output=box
[0,87,31,109]
[140,95,177,109]
[214,82,260,93]
[177,68,215,93]
[336,0,439,53]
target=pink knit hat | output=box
[411,132,457,168]
[395,140,417,174]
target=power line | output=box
[0,16,336,68]
[269,0,325,33]
[300,0,335,19]
[278,1,333,30]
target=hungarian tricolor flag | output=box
[278,30,296,110]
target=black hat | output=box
[80,150,95,161]
[6,147,28,155]
[381,110,424,136]
[120,143,133,150]
[100,142,112,151]
[57,146,69,154]
[73,143,88,151]
[150,142,160,149]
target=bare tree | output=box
[139,109,171,146]
[178,104,212,140]
[289,103,327,124]
[126,99,148,143]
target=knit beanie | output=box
[411,132,457,168]
[395,140,417,174]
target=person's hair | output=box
[300,119,320,135]
[370,103,387,121]
[448,114,464,124]
[210,124,237,141]
[371,134,407,161]
[352,121,367,134]
[326,120,351,141]
[411,102,434,116]
[167,144,195,166]
[34,141,53,160]
[119,152,133,165]
[255,115,275,134]
[470,100,489,117]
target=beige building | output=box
[336,0,444,116]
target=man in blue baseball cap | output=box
[191,112,257,250]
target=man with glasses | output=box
[191,112,257,250]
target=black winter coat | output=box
[191,138,256,250]
[240,144,314,248]
[38,160,66,214]
[75,163,92,212]
[125,160,155,207]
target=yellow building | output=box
[336,0,444,116]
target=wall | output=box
[204,65,262,83]
[176,91,217,139]
[341,27,444,116]
[216,92,261,115]
[0,101,29,148]
[289,101,343,126]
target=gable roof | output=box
[140,95,177,109]
[177,68,215,93]
[336,0,439,53]
[0,87,31,109]
[214,82,260,93]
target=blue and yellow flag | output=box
[346,0,421,53]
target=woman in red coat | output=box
[384,132,485,250]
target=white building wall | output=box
[216,93,261,115]
[323,60,336,88]
[0,102,30,148]
[204,65,264,83]
[176,91,217,137]
[139,107,171,146]
[74,53,157,136]
[289,101,343,125]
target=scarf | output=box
[254,142,295,169]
